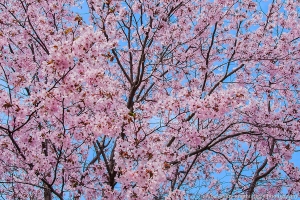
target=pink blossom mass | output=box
[0,0,300,199]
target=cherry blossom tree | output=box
[0,0,300,199]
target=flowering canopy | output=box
[0,0,300,199]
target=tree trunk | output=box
[43,182,52,200]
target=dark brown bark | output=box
[43,182,52,200]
